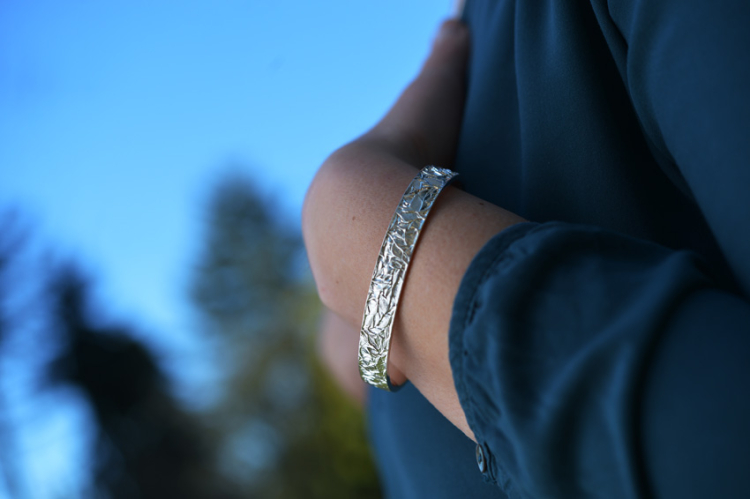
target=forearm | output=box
[302,139,524,439]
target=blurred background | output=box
[0,1,453,497]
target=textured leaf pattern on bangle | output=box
[358,166,457,391]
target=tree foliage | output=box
[49,270,238,499]
[0,211,238,498]
[190,172,381,498]
[0,170,382,498]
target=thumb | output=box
[368,19,470,168]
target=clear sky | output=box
[1,0,453,340]
[0,1,454,496]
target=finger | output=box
[368,19,470,168]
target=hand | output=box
[303,19,525,439]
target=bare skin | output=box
[304,20,525,440]
[316,308,367,405]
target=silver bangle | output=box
[358,166,458,391]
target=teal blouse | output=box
[368,0,750,497]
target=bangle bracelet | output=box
[358,165,458,391]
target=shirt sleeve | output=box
[449,221,750,498]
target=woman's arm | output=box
[303,20,525,439]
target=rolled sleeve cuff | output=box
[449,221,539,493]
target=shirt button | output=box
[475,444,487,473]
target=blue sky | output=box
[0,1,454,496]
[0,0,452,338]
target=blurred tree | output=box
[48,268,240,499]
[1,208,248,498]
[0,210,29,499]
[190,172,381,498]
